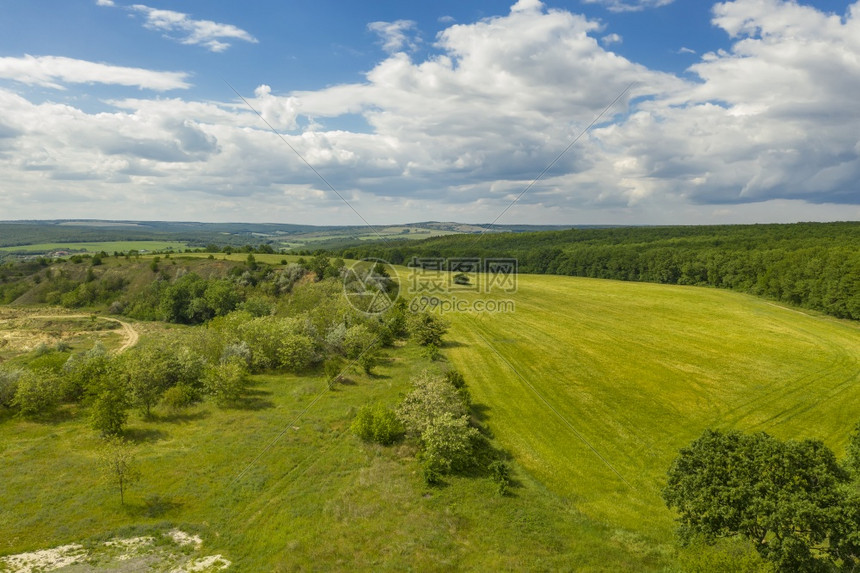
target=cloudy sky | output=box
[1,0,858,225]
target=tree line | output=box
[335,222,860,320]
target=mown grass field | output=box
[436,274,860,546]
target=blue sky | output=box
[1,0,858,224]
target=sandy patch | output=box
[170,555,231,572]
[166,530,202,549]
[0,544,86,572]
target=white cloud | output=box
[129,4,258,52]
[1,0,859,224]
[581,0,675,12]
[677,47,696,55]
[601,33,623,46]
[96,0,115,6]
[367,20,420,53]
[0,55,190,90]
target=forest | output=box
[336,222,860,320]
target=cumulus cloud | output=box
[0,55,190,90]
[601,33,623,46]
[129,4,258,52]
[96,0,115,6]
[1,0,860,224]
[367,20,420,53]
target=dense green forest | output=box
[336,222,860,320]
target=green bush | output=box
[203,360,248,407]
[276,334,316,372]
[0,368,22,408]
[161,384,198,412]
[13,370,59,418]
[488,460,510,496]
[351,405,403,446]
[407,312,448,346]
[420,412,479,473]
[90,382,130,436]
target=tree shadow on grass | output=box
[151,410,210,424]
[127,494,184,518]
[442,340,468,349]
[231,388,275,411]
[123,427,169,444]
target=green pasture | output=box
[437,274,860,545]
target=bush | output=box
[488,460,511,496]
[420,412,479,473]
[351,405,403,446]
[358,348,381,375]
[397,371,468,437]
[13,370,59,418]
[0,368,22,408]
[397,371,478,474]
[221,341,252,368]
[276,334,316,372]
[407,311,448,346]
[422,343,441,361]
[90,382,130,436]
[324,356,346,389]
[204,360,248,407]
[161,384,198,412]
[342,324,374,359]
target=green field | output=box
[2,270,859,570]
[0,340,653,571]
[0,241,190,255]
[439,274,860,545]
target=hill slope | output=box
[441,274,860,545]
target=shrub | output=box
[13,370,59,418]
[161,383,198,412]
[204,360,248,407]
[358,348,381,375]
[90,382,130,436]
[488,460,511,496]
[422,343,441,361]
[351,405,403,446]
[420,412,479,473]
[342,324,374,359]
[221,340,252,368]
[0,368,22,408]
[324,356,346,389]
[407,311,448,346]
[276,334,316,372]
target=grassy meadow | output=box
[0,338,657,571]
[1,267,859,570]
[436,274,860,545]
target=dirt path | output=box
[26,313,140,354]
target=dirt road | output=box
[25,313,140,354]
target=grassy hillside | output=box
[2,265,858,570]
[438,273,860,547]
[0,337,659,571]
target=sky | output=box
[1,0,859,225]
